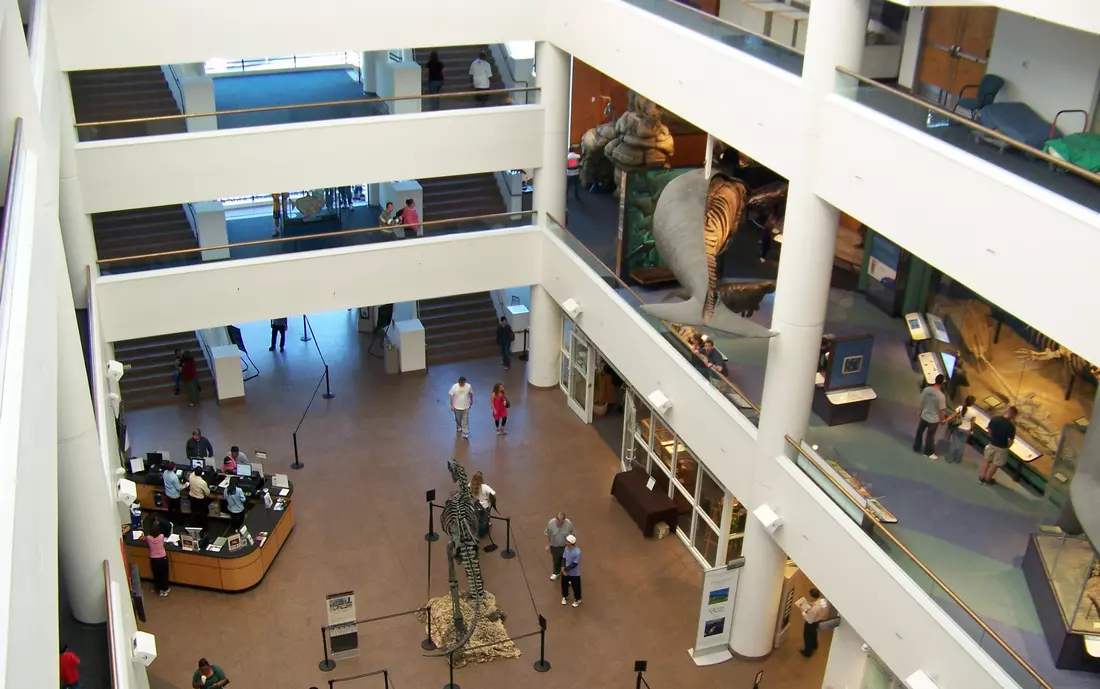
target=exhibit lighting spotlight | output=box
[904,670,939,689]
[107,359,130,383]
[754,504,783,534]
[562,298,582,319]
[647,389,672,415]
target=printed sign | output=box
[325,591,359,660]
[689,559,744,666]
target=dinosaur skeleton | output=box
[423,459,484,658]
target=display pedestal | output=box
[392,319,426,372]
[210,344,245,402]
[507,304,530,355]
[812,386,875,426]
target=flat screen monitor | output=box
[236,463,252,478]
[941,352,957,378]
[190,458,205,470]
[146,452,164,467]
[907,318,921,331]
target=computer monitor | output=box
[941,352,957,379]
[146,452,164,468]
[236,463,252,478]
[190,458,205,470]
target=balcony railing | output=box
[546,213,761,425]
[784,437,1052,689]
[835,67,1100,214]
[73,87,540,140]
[622,0,803,75]
[96,211,538,275]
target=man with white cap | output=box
[560,534,582,608]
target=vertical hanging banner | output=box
[688,558,744,666]
[325,591,359,660]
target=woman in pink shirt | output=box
[399,199,420,237]
[146,520,171,597]
[491,382,509,436]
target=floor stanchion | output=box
[443,650,460,689]
[318,626,336,671]
[425,500,439,542]
[501,517,516,559]
[300,315,311,341]
[533,615,551,672]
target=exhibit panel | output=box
[620,386,746,567]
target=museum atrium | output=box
[2,0,1100,687]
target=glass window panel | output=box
[692,519,720,567]
[628,433,649,471]
[570,365,587,407]
[726,534,745,563]
[652,416,677,470]
[674,445,699,496]
[573,337,590,376]
[562,317,573,352]
[560,355,570,392]
[730,501,747,536]
[651,464,671,497]
[676,496,694,538]
[632,390,653,444]
[698,468,725,525]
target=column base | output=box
[731,649,773,662]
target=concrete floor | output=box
[126,310,830,689]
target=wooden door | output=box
[916,7,998,104]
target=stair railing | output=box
[195,328,218,389]
[183,202,199,244]
[490,43,530,105]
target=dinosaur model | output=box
[423,459,485,657]
[640,168,778,338]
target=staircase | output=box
[68,66,185,140]
[419,292,502,366]
[113,332,214,409]
[413,44,506,108]
[418,174,507,224]
[91,205,200,268]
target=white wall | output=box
[94,227,543,341]
[548,0,803,179]
[987,11,1100,126]
[539,230,760,495]
[815,95,1100,366]
[48,0,542,71]
[822,623,870,689]
[74,106,545,213]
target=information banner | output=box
[325,591,359,660]
[688,558,744,666]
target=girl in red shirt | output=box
[491,383,509,436]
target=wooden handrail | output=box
[74,87,541,128]
[96,211,538,265]
[785,437,1053,689]
[627,0,804,58]
[835,67,1100,187]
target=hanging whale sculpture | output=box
[640,168,778,338]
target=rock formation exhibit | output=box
[579,92,675,193]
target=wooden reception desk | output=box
[124,472,295,592]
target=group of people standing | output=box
[913,374,1018,485]
[544,513,582,608]
[379,198,421,238]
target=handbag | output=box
[504,397,511,409]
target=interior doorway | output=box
[559,316,596,423]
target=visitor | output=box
[425,51,445,110]
[495,316,514,369]
[945,395,978,464]
[186,428,214,460]
[223,477,247,531]
[269,317,288,351]
[469,51,493,106]
[701,339,728,378]
[162,462,188,523]
[380,201,397,228]
[912,374,946,460]
[147,519,171,597]
[188,466,211,531]
[469,470,496,538]
[800,588,829,657]
[180,351,200,406]
[192,658,230,688]
[560,534,582,607]
[449,376,474,440]
[544,512,575,580]
[400,199,421,237]
[491,382,509,436]
[222,454,237,475]
[566,150,582,201]
[270,192,282,238]
[227,446,248,466]
[172,348,183,395]
[980,406,1017,486]
[60,644,81,689]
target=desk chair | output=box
[954,74,1005,119]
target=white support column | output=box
[58,75,98,306]
[527,284,562,388]
[821,622,870,689]
[532,41,570,225]
[57,256,123,624]
[731,0,870,659]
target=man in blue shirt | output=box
[559,534,582,608]
[162,463,189,523]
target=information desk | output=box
[611,468,678,538]
[123,471,295,592]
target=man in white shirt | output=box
[469,52,493,106]
[449,376,474,439]
[800,588,829,657]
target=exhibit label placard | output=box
[325,591,359,661]
[688,558,744,666]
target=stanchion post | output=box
[301,315,311,341]
[501,518,516,559]
[291,431,305,470]
[318,626,336,671]
[634,660,647,689]
[383,669,390,689]
[421,604,437,651]
[424,490,439,542]
[322,364,335,399]
[533,614,551,672]
[443,650,460,689]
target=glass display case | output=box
[1033,533,1100,633]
